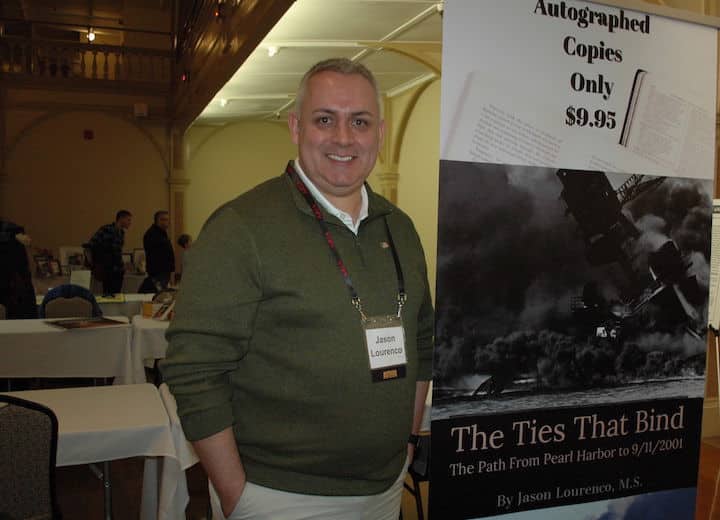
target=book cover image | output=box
[618,69,714,177]
[430,161,710,518]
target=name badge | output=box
[363,315,407,382]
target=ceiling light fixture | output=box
[219,98,228,107]
[267,46,279,58]
[87,27,96,42]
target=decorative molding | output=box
[391,78,438,165]
[5,99,171,121]
[2,75,172,97]
[385,73,438,99]
[361,42,442,75]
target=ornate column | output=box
[168,128,190,242]
[375,96,400,204]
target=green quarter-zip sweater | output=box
[160,170,434,496]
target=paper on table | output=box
[96,294,126,303]
[46,317,127,330]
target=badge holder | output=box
[363,314,407,382]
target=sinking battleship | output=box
[557,169,704,341]
[455,170,706,400]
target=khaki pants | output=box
[210,460,409,520]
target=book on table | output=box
[46,317,127,330]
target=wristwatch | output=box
[408,433,420,447]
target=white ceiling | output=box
[196,0,444,124]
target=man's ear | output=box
[288,111,300,145]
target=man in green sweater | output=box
[161,58,433,520]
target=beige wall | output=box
[395,80,441,300]
[2,110,168,253]
[184,121,297,238]
[183,100,440,254]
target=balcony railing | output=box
[0,36,172,85]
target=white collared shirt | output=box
[293,159,368,235]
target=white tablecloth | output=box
[156,384,199,519]
[0,316,144,384]
[131,315,170,368]
[1,384,190,520]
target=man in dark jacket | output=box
[88,210,132,295]
[141,210,175,292]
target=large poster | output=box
[431,1,717,519]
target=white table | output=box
[131,315,170,368]
[0,316,144,384]
[2,384,194,520]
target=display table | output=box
[0,316,144,384]
[1,384,193,520]
[131,315,170,368]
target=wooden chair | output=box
[39,284,102,319]
[403,434,430,520]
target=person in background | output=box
[177,233,192,250]
[174,234,192,283]
[0,220,37,319]
[88,210,131,296]
[139,210,175,293]
[161,58,433,520]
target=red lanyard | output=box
[286,162,406,319]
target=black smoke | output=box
[434,161,711,385]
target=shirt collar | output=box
[293,158,368,235]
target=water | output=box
[431,378,705,420]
